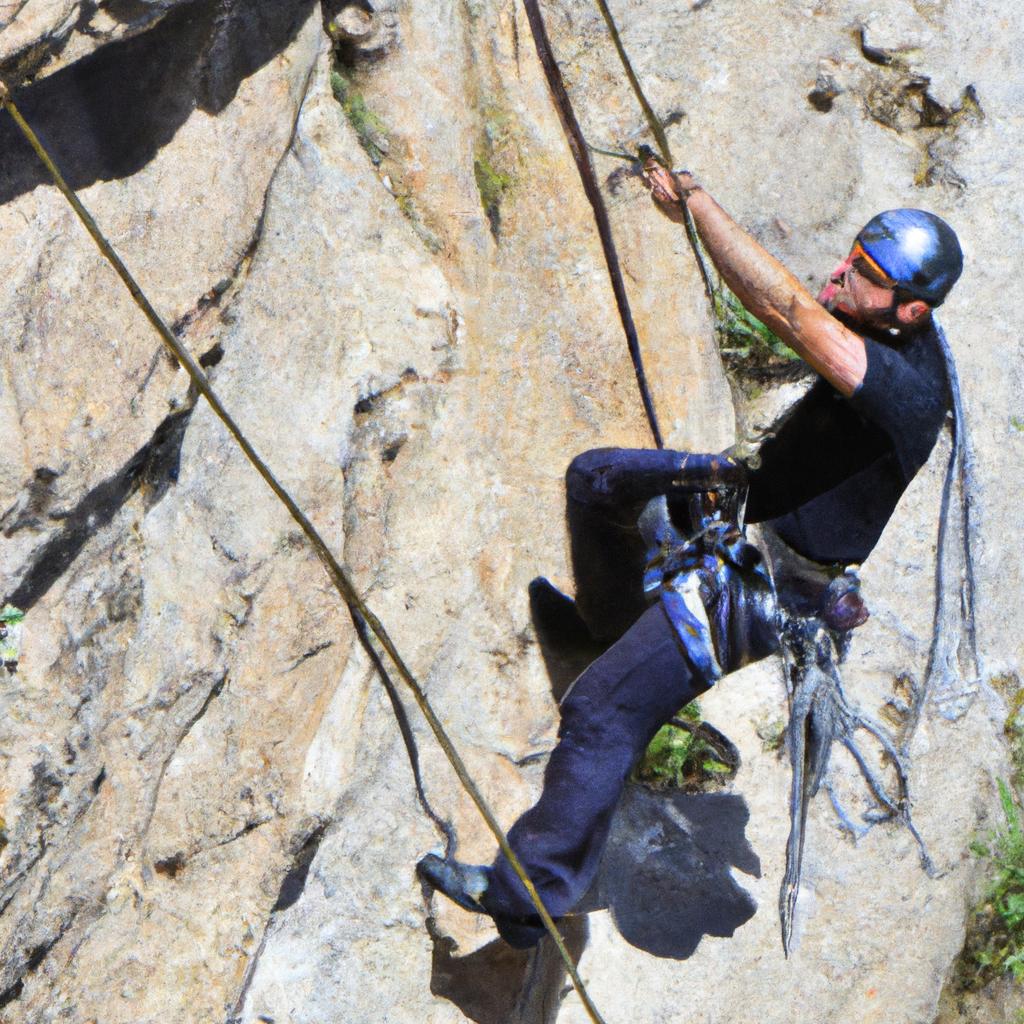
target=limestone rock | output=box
[0,0,1021,1022]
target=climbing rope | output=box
[523,0,725,451]
[0,81,608,1024]
[522,0,663,448]
[924,325,980,710]
[589,0,716,307]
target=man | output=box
[418,162,963,948]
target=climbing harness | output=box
[636,457,780,682]
[0,80,608,1024]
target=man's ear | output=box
[896,299,931,325]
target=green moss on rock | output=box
[474,155,512,235]
[330,69,389,166]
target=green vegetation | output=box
[755,716,786,754]
[0,605,23,625]
[474,155,512,232]
[1005,686,1024,791]
[328,63,443,252]
[713,287,799,365]
[473,103,518,238]
[0,604,23,664]
[959,779,1024,989]
[330,69,389,166]
[633,703,734,791]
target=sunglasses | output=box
[849,240,897,290]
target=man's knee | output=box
[565,448,618,502]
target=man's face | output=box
[817,242,903,328]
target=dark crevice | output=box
[208,817,269,852]
[25,937,56,972]
[4,405,194,612]
[353,368,419,417]
[286,640,333,672]
[0,909,77,1009]
[381,438,406,462]
[0,0,317,207]
[154,813,268,880]
[350,609,457,853]
[171,193,271,342]
[0,977,24,1009]
[180,671,228,743]
[271,824,327,913]
[172,280,232,337]
[226,821,330,1023]
[808,90,834,113]
[0,842,47,918]
[154,851,187,878]
[199,342,225,369]
[858,25,898,67]
[808,74,841,114]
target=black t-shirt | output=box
[745,319,950,564]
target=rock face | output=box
[0,1,1020,1022]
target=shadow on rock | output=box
[580,785,761,959]
[0,0,316,207]
[429,915,588,1024]
[528,576,609,703]
[528,579,760,959]
[427,785,758,1024]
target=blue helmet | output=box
[856,209,963,307]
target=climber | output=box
[417,161,964,948]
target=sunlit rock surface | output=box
[0,1,1020,1022]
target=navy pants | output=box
[481,449,715,947]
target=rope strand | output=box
[522,0,663,449]
[0,81,607,1024]
[591,0,717,305]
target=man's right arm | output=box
[645,163,867,396]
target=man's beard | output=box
[824,291,918,338]
[830,301,909,339]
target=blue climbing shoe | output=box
[417,854,490,914]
